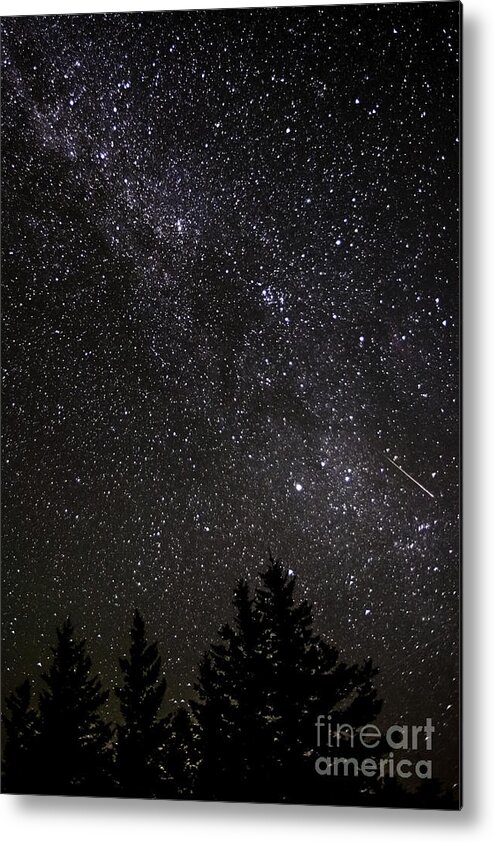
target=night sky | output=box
[1,3,460,789]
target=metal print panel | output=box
[1,2,461,808]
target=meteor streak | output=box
[384,455,435,499]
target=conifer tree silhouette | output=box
[37,618,113,795]
[0,569,457,807]
[255,555,384,804]
[191,578,264,800]
[115,608,167,798]
[2,679,40,793]
[192,553,383,804]
[412,777,459,810]
[159,706,197,799]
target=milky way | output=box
[1,4,460,788]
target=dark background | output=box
[1,3,460,791]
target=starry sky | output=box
[1,3,460,789]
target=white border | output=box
[2,0,494,838]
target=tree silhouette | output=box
[412,777,459,810]
[191,578,265,800]
[192,554,383,804]
[115,608,167,798]
[0,560,457,807]
[37,618,113,795]
[159,707,198,799]
[2,679,40,793]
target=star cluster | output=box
[1,4,460,787]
